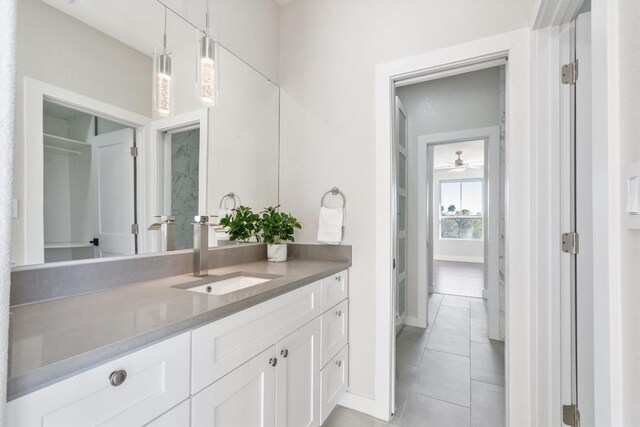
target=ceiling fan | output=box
[443,150,482,173]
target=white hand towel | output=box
[317,207,344,244]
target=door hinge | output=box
[130,146,138,157]
[563,404,580,426]
[562,61,579,85]
[561,232,579,254]
[131,223,139,235]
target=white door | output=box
[191,346,277,427]
[575,11,595,427]
[394,97,409,334]
[275,318,321,427]
[88,128,136,257]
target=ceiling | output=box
[433,139,485,169]
[41,0,206,57]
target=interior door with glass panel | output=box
[395,97,408,334]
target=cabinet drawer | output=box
[7,332,190,427]
[145,400,190,427]
[321,299,348,367]
[320,344,348,424]
[320,270,348,312]
[192,281,321,393]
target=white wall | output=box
[210,0,280,84]
[432,168,484,263]
[396,67,500,321]
[279,0,532,399]
[618,0,640,423]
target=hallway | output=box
[324,293,505,426]
[433,261,484,298]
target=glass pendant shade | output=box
[198,35,217,106]
[154,51,172,117]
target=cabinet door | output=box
[275,318,321,427]
[191,346,277,427]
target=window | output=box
[439,179,483,240]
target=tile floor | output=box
[324,293,505,427]
[433,261,484,298]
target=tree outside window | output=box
[440,179,483,240]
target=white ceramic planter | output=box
[267,244,287,262]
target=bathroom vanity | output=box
[7,245,350,426]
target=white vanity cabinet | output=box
[7,269,349,427]
[190,268,349,427]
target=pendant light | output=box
[197,0,217,106]
[154,6,172,116]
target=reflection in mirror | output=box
[43,101,137,262]
[13,0,280,266]
[160,127,200,251]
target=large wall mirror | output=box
[12,0,280,266]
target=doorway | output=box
[41,100,138,263]
[159,127,201,250]
[392,66,506,425]
[149,109,208,253]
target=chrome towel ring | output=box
[219,193,240,210]
[321,187,346,208]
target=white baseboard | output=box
[404,316,427,328]
[338,392,376,417]
[434,255,484,263]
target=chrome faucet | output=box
[193,215,211,277]
[148,215,176,252]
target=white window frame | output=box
[439,178,484,241]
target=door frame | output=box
[23,77,150,265]
[374,29,531,422]
[418,126,500,339]
[147,109,209,253]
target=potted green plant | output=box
[258,206,302,262]
[219,206,260,243]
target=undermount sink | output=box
[181,273,278,296]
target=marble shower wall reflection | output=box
[171,129,200,250]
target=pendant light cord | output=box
[205,0,209,37]
[163,6,167,54]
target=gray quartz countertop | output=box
[8,258,350,401]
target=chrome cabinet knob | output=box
[335,276,342,282]
[280,349,289,358]
[335,310,342,317]
[109,370,127,387]
[269,357,278,367]
[336,360,342,367]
